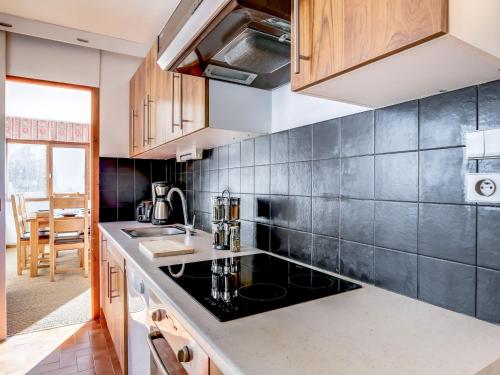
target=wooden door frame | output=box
[6,75,101,319]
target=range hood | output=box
[157,0,291,90]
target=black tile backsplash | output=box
[182,79,500,325]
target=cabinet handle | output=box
[108,265,119,303]
[179,74,184,130]
[143,99,148,146]
[131,109,137,149]
[293,0,299,74]
[172,74,182,131]
[148,96,155,143]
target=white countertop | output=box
[99,221,500,375]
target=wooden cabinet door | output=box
[181,74,207,136]
[291,0,448,91]
[145,44,158,150]
[135,60,147,154]
[129,74,142,156]
[155,69,173,144]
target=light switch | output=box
[466,173,500,203]
[484,128,500,158]
[465,131,484,159]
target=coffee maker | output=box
[151,181,173,225]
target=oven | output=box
[147,288,210,375]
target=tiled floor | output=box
[0,318,123,375]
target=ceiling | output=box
[0,0,180,44]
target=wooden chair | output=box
[11,194,49,275]
[49,195,89,282]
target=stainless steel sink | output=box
[121,225,185,238]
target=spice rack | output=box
[211,190,240,251]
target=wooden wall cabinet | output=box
[290,0,500,108]
[100,232,127,374]
[291,0,448,91]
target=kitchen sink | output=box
[121,225,185,238]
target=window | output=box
[7,141,88,199]
[52,147,86,194]
[7,143,48,198]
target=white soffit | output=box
[0,12,150,57]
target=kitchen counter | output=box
[99,221,500,375]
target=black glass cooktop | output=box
[160,253,361,322]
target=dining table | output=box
[26,209,89,277]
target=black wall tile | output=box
[375,101,418,153]
[418,204,476,265]
[241,220,255,247]
[270,226,289,256]
[256,224,270,251]
[99,158,117,190]
[341,156,374,199]
[209,170,218,193]
[240,167,255,194]
[288,196,311,232]
[228,142,241,168]
[312,235,339,273]
[289,231,312,264]
[289,125,312,162]
[312,197,339,237]
[201,170,210,192]
[374,247,417,297]
[289,161,312,196]
[218,145,229,169]
[312,159,340,197]
[374,201,418,253]
[134,159,151,203]
[418,256,476,316]
[228,168,241,194]
[340,199,374,245]
[270,195,288,228]
[313,119,340,160]
[218,169,229,192]
[151,160,167,183]
[254,135,270,165]
[478,79,500,130]
[271,131,289,164]
[419,147,473,204]
[420,86,477,148]
[255,195,270,224]
[477,268,500,324]
[270,163,289,195]
[341,111,374,157]
[209,148,218,170]
[477,207,500,271]
[241,138,255,167]
[340,240,374,283]
[254,165,270,195]
[375,152,418,201]
[240,194,254,221]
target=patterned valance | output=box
[5,116,90,143]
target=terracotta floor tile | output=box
[60,351,77,368]
[44,364,78,375]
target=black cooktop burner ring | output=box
[288,274,334,290]
[238,283,288,302]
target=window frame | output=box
[6,139,90,201]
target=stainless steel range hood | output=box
[157,0,291,90]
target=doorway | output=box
[4,78,99,337]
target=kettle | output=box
[136,200,153,222]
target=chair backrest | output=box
[49,195,89,236]
[53,193,82,198]
[11,194,25,240]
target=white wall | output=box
[99,51,141,158]
[271,83,367,132]
[6,33,100,87]
[0,31,7,341]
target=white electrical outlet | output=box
[466,173,500,203]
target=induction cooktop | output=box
[160,253,361,322]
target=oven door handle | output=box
[147,331,171,375]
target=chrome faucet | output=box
[166,187,194,235]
